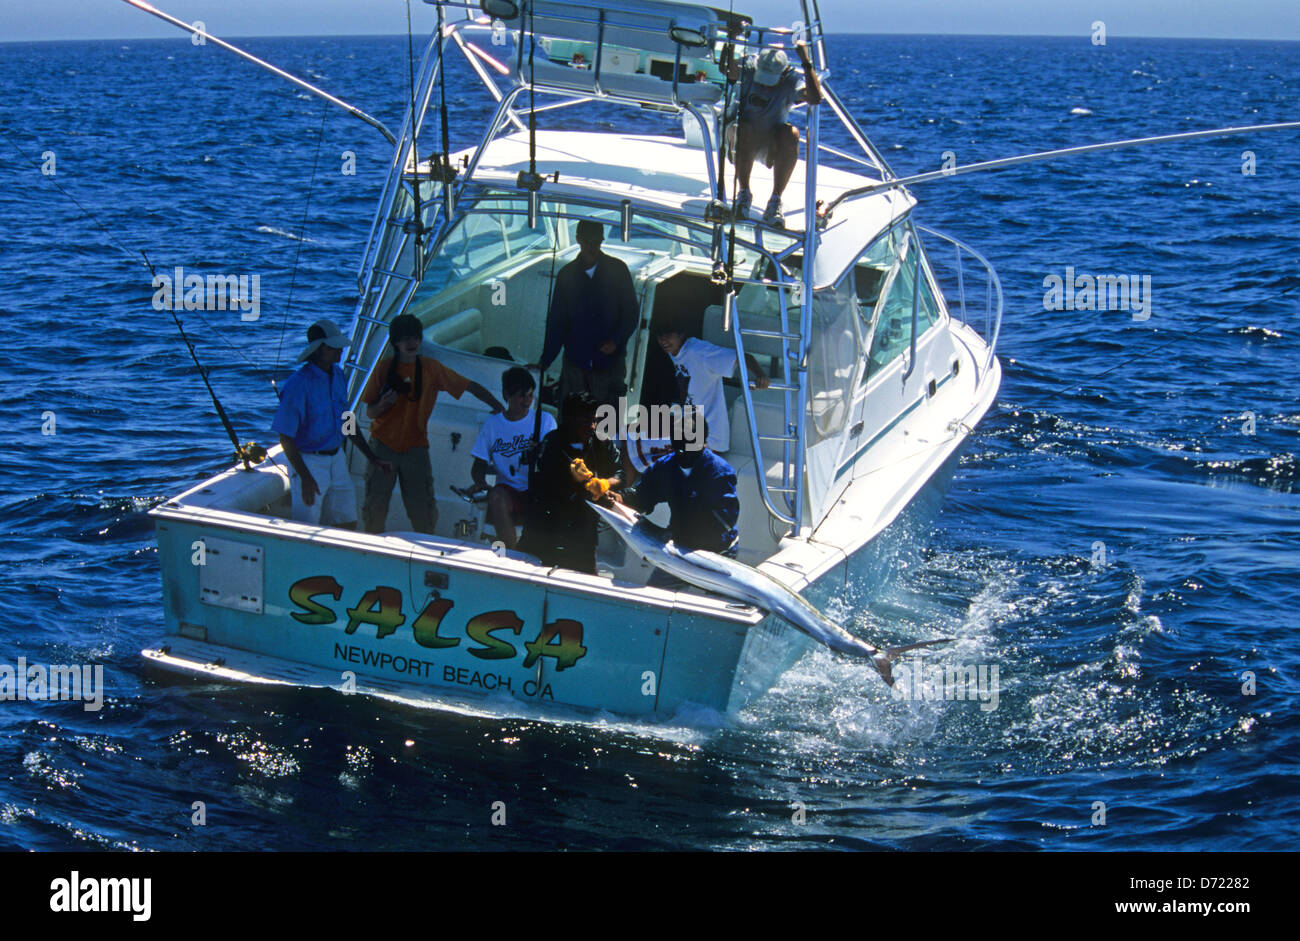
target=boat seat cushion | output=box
[424,307,482,352]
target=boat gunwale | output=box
[149,496,766,626]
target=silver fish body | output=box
[587,501,936,684]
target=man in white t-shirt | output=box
[655,322,769,454]
[470,366,557,549]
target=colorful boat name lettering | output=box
[289,575,587,670]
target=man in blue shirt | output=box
[272,319,388,528]
[727,44,823,229]
[535,220,638,409]
[619,413,740,566]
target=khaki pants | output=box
[559,355,626,410]
[363,438,436,534]
[290,449,357,527]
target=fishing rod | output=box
[821,120,1300,218]
[405,0,428,275]
[117,0,396,144]
[708,4,742,288]
[529,224,562,476]
[516,0,547,221]
[432,1,460,219]
[713,1,745,331]
[140,254,267,471]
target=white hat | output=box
[298,319,349,362]
[754,48,788,86]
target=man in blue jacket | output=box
[619,413,740,566]
[272,319,389,528]
[536,220,638,409]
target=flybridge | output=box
[397,0,899,226]
[465,0,744,108]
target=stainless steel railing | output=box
[915,224,1003,376]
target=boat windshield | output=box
[388,189,800,368]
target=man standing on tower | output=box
[728,42,824,229]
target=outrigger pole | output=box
[118,0,397,145]
[822,120,1300,217]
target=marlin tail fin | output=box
[872,638,955,687]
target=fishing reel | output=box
[516,170,546,191]
[704,199,729,224]
[235,441,268,468]
[428,152,459,184]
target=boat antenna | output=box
[1,127,265,470]
[405,0,427,274]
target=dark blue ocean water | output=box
[0,31,1297,851]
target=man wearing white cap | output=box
[272,319,389,528]
[726,43,824,228]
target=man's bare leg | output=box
[771,124,799,198]
[763,125,801,227]
[733,122,759,218]
[487,485,518,550]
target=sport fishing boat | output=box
[137,0,1007,717]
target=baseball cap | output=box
[754,47,788,86]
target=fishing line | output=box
[273,99,330,393]
[0,125,262,374]
[1,126,141,270]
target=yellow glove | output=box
[569,458,594,484]
[570,458,612,500]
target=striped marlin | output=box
[588,501,949,685]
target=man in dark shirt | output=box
[620,414,740,558]
[518,391,622,575]
[536,220,639,409]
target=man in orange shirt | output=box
[360,314,504,534]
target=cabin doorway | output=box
[639,271,725,410]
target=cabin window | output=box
[852,222,943,381]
